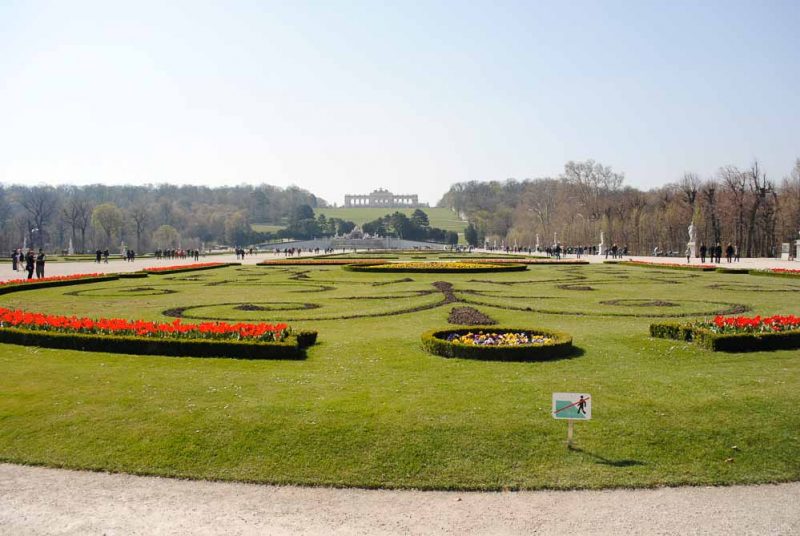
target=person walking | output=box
[35,248,46,278]
[25,250,35,279]
[699,243,707,263]
[11,250,18,272]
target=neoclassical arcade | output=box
[344,188,422,208]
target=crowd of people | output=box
[154,249,200,261]
[10,248,46,279]
[696,243,740,264]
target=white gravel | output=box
[1,464,798,535]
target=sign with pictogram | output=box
[552,392,591,420]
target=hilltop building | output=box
[344,188,425,208]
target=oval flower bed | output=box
[421,326,573,361]
[0,307,316,359]
[346,262,528,273]
[650,314,800,352]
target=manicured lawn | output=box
[0,261,798,490]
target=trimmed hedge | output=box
[749,270,800,279]
[421,326,573,361]
[119,272,149,279]
[144,263,241,275]
[0,275,120,296]
[345,263,528,274]
[0,326,315,359]
[649,321,800,352]
[715,267,749,274]
[617,261,717,272]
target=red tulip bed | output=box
[0,307,315,359]
[650,314,800,352]
[143,262,238,274]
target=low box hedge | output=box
[649,321,693,341]
[345,263,528,274]
[749,270,800,279]
[118,272,149,279]
[620,262,717,272]
[421,326,573,361]
[650,322,800,352]
[715,267,749,274]
[144,263,241,275]
[0,326,314,359]
[0,275,120,296]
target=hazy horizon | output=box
[1,0,798,206]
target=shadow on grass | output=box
[568,446,646,467]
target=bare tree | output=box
[128,203,151,252]
[19,186,60,248]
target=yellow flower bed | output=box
[345,261,528,273]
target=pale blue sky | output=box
[1,0,798,205]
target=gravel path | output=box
[1,464,798,535]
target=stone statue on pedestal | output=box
[687,222,697,258]
[597,231,605,256]
[535,234,540,250]
[68,238,74,255]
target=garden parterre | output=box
[0,261,798,491]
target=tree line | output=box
[281,206,458,244]
[0,184,323,253]
[440,159,800,256]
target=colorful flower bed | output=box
[346,262,528,273]
[650,314,800,352]
[258,259,385,266]
[750,268,800,279]
[144,262,235,274]
[700,314,800,334]
[0,273,105,287]
[422,326,573,361]
[0,306,316,359]
[446,331,553,346]
[617,261,717,271]
[454,258,589,265]
[0,307,290,341]
[0,273,119,295]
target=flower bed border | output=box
[143,262,241,274]
[345,263,528,274]
[0,274,120,296]
[421,326,573,361]
[650,322,800,352]
[749,269,800,279]
[612,261,717,272]
[0,326,313,359]
[258,259,385,266]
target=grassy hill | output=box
[253,207,468,238]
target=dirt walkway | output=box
[1,464,798,535]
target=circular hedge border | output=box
[421,326,573,361]
[345,262,528,274]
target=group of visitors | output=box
[697,243,740,264]
[95,249,110,263]
[154,249,200,261]
[10,248,46,279]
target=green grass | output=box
[0,261,798,490]
[251,223,286,233]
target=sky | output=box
[1,0,798,206]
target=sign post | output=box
[552,392,591,448]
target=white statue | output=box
[68,238,74,255]
[597,231,605,256]
[687,222,697,258]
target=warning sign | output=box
[552,392,591,420]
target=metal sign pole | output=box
[567,419,574,448]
